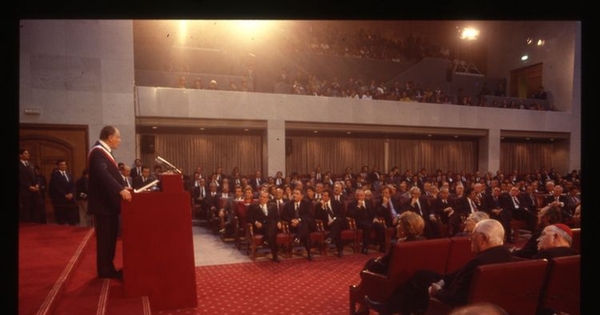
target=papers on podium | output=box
[134,179,160,193]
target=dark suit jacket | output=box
[132,175,156,190]
[401,196,433,217]
[130,166,143,180]
[49,169,77,205]
[282,199,312,222]
[247,202,279,227]
[435,246,513,306]
[376,198,401,227]
[314,200,348,231]
[347,199,375,226]
[19,161,37,195]
[87,141,125,216]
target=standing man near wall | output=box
[87,126,132,279]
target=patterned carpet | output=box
[155,253,376,315]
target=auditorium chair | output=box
[538,255,580,315]
[570,228,580,253]
[349,238,451,315]
[287,219,326,259]
[424,258,549,315]
[445,236,476,274]
[246,221,292,260]
[323,217,361,255]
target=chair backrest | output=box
[446,236,476,274]
[539,255,580,315]
[388,238,451,284]
[468,259,549,315]
[571,228,580,253]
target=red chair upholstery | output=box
[445,236,476,274]
[571,228,580,253]
[539,255,580,315]
[349,238,451,315]
[469,259,548,315]
[426,259,549,315]
[246,221,292,260]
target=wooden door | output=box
[19,124,89,223]
[510,63,543,98]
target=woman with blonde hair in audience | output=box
[356,211,427,314]
[362,211,427,275]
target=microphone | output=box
[155,156,182,174]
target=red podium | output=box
[121,173,197,311]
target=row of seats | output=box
[348,235,581,315]
[424,255,580,315]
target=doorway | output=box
[510,63,543,98]
[19,124,89,224]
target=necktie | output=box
[326,204,333,216]
[295,202,299,217]
[470,199,477,212]
[416,200,422,215]
[62,171,69,182]
[262,204,268,216]
[513,197,520,207]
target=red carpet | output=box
[18,223,530,315]
[18,224,93,315]
[156,254,374,315]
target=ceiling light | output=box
[346,131,352,134]
[152,126,158,129]
[454,135,459,138]
[244,128,249,131]
[521,55,529,61]
[200,127,205,130]
[313,130,319,134]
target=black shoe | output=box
[272,256,280,263]
[325,237,332,244]
[361,247,368,255]
[364,295,390,315]
[307,252,313,261]
[337,250,343,258]
[100,269,122,279]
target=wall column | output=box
[266,119,286,177]
[481,128,501,173]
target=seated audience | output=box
[365,219,511,315]
[512,205,562,259]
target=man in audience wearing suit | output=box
[19,148,44,223]
[247,190,282,262]
[251,170,264,192]
[365,219,512,315]
[314,189,348,257]
[87,126,132,279]
[483,186,514,243]
[432,187,460,236]
[546,185,570,222]
[506,186,537,233]
[348,188,377,254]
[130,158,143,180]
[282,188,317,260]
[132,166,156,190]
[373,185,401,252]
[49,159,79,225]
[402,186,440,239]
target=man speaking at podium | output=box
[88,125,132,279]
